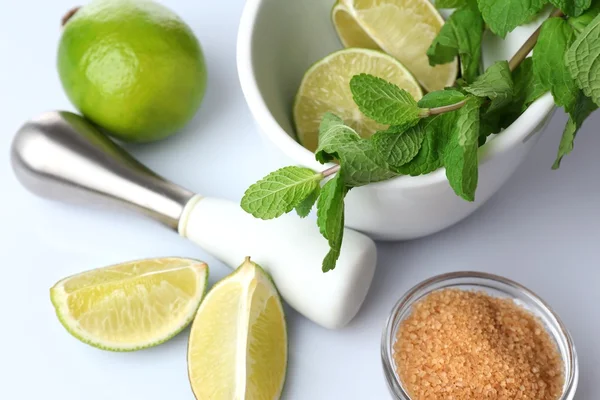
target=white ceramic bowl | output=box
[237,0,555,240]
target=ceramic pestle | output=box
[10,111,377,328]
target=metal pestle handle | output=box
[11,111,195,229]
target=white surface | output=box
[178,195,377,329]
[0,1,598,399]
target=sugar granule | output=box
[394,289,564,400]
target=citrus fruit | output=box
[332,0,458,92]
[50,257,208,351]
[293,48,422,152]
[57,0,207,142]
[188,257,287,400]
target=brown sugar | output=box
[394,289,564,400]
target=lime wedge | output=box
[187,257,287,400]
[294,48,422,152]
[332,0,458,92]
[50,257,208,351]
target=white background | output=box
[0,0,599,399]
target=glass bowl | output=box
[381,271,578,400]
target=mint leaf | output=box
[569,1,600,32]
[513,57,547,111]
[479,109,503,144]
[533,18,578,110]
[549,0,591,17]
[396,114,455,176]
[464,60,513,112]
[295,186,320,218]
[553,92,597,168]
[316,170,348,272]
[372,124,427,170]
[350,74,424,127]
[316,113,362,165]
[476,58,547,145]
[427,0,484,83]
[443,96,481,201]
[435,0,467,8]
[316,113,397,186]
[418,90,466,108]
[477,0,547,38]
[566,12,600,106]
[241,166,322,219]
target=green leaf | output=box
[396,114,455,176]
[316,113,397,186]
[478,109,503,144]
[349,74,424,126]
[476,58,547,145]
[566,12,600,106]
[417,90,466,108]
[295,186,320,218]
[241,166,322,219]
[316,170,348,272]
[435,0,467,8]
[568,1,600,32]
[553,92,597,168]
[316,113,359,164]
[513,57,547,111]
[443,96,481,201]
[549,0,591,17]
[477,0,547,38]
[533,18,578,110]
[427,1,484,83]
[464,60,514,112]
[478,103,519,140]
[372,124,427,170]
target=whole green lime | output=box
[58,0,207,142]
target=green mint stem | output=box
[428,99,468,115]
[508,9,565,71]
[322,164,341,178]
[508,26,543,72]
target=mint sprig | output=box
[349,74,425,128]
[477,0,547,38]
[443,96,482,201]
[553,92,597,168]
[534,17,578,110]
[566,12,600,105]
[513,58,547,112]
[295,186,320,218]
[396,115,451,176]
[316,170,348,272]
[242,3,600,273]
[418,90,466,108]
[464,60,514,112]
[549,0,591,17]
[316,113,397,186]
[427,0,484,83]
[241,166,323,219]
[372,124,427,171]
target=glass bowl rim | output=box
[381,271,578,400]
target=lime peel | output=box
[50,257,208,352]
[187,257,287,399]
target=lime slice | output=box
[50,257,208,351]
[332,0,458,92]
[188,257,287,400]
[294,48,422,152]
